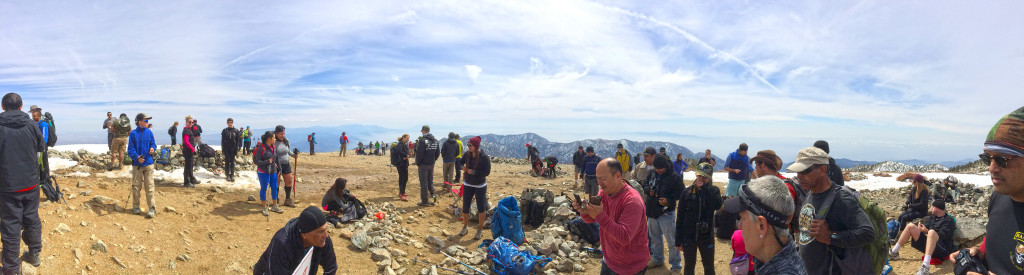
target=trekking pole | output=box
[440,251,486,275]
[412,256,473,275]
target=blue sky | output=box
[2,0,1022,162]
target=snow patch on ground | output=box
[678,171,991,191]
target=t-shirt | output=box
[698,157,713,164]
[985,192,1024,274]
[797,184,875,275]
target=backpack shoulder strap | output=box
[814,185,842,220]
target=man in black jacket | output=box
[646,156,684,271]
[0,93,45,273]
[813,140,845,186]
[415,125,440,206]
[572,146,585,186]
[221,118,241,182]
[440,132,458,184]
[675,163,721,275]
[889,200,955,275]
[254,206,336,275]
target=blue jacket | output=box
[673,160,688,176]
[127,126,157,167]
[38,121,49,144]
[583,154,600,178]
[725,151,753,180]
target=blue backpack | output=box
[484,236,550,275]
[156,147,171,165]
[492,196,525,245]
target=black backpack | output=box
[198,143,216,158]
[519,188,553,228]
[43,112,57,147]
[783,178,807,236]
[567,217,600,245]
[715,207,737,240]
[40,175,65,204]
[390,146,400,166]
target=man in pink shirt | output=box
[574,158,649,275]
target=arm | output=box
[595,195,646,249]
[475,155,491,178]
[41,124,48,144]
[675,192,688,247]
[127,132,139,161]
[183,131,195,152]
[830,194,876,248]
[707,186,722,210]
[935,216,956,241]
[319,238,338,275]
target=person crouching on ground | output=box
[573,158,649,275]
[723,176,807,275]
[321,178,355,225]
[254,131,282,216]
[675,163,722,275]
[890,174,931,242]
[890,200,955,275]
[458,136,490,240]
[254,206,337,275]
[127,113,158,218]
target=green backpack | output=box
[114,117,131,137]
[815,185,889,275]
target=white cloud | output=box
[464,65,482,82]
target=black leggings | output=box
[397,165,408,195]
[682,241,715,275]
[462,185,487,214]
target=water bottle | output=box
[880,264,892,275]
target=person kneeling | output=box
[254,206,337,275]
[889,200,956,275]
[322,178,364,225]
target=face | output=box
[705,150,711,157]
[107,113,112,118]
[738,211,764,256]
[587,152,594,157]
[739,150,747,156]
[643,153,654,165]
[986,150,1024,197]
[796,165,827,191]
[655,167,666,175]
[227,121,233,128]
[275,131,285,140]
[596,160,623,194]
[695,175,707,187]
[138,120,149,128]
[301,224,329,248]
[469,143,478,153]
[930,206,943,216]
[31,112,40,122]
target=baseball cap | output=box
[786,147,830,173]
[695,163,713,178]
[135,113,152,122]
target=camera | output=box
[697,221,711,234]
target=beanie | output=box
[469,136,481,148]
[932,200,946,211]
[653,155,671,169]
[985,106,1024,157]
[813,140,831,154]
[297,206,327,233]
[275,125,286,133]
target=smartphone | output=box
[573,193,583,206]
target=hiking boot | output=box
[888,250,900,260]
[190,178,200,184]
[458,226,468,237]
[132,207,142,215]
[473,230,482,240]
[399,194,408,202]
[21,250,40,267]
[417,202,431,207]
[146,207,156,218]
[270,204,284,213]
[261,207,269,216]
[284,198,296,208]
[915,264,930,275]
[647,260,664,269]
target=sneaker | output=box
[884,248,901,258]
[647,260,664,269]
[21,250,40,267]
[417,202,431,207]
[132,208,142,215]
[284,198,296,208]
[262,207,269,216]
[915,264,930,275]
[473,230,483,240]
[190,179,200,184]
[670,266,682,272]
[458,226,468,237]
[399,194,408,202]
[146,207,156,218]
[270,205,284,213]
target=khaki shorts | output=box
[111,137,128,154]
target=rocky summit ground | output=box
[32,150,969,274]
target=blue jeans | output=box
[258,172,279,201]
[647,211,681,269]
[726,179,744,197]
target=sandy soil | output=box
[32,151,953,274]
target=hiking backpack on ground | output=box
[40,175,65,204]
[156,147,171,165]
[519,188,553,228]
[492,196,525,245]
[198,143,216,158]
[42,112,57,147]
[715,210,738,240]
[814,185,889,275]
[567,217,600,245]
[483,236,550,275]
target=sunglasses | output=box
[798,164,820,175]
[143,120,149,123]
[980,153,1017,168]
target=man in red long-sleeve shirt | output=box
[573,158,649,275]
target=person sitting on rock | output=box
[254,206,336,275]
[934,176,960,204]
[890,174,931,242]
[889,200,956,275]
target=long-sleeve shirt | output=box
[37,121,49,145]
[904,187,931,213]
[581,181,649,275]
[182,127,195,153]
[799,184,876,274]
[126,126,156,167]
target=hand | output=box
[950,247,979,265]
[658,198,668,206]
[572,201,582,214]
[808,219,833,244]
[583,203,602,218]
[150,148,155,154]
[137,156,144,163]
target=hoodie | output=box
[414,133,440,166]
[0,110,44,192]
[441,135,458,163]
[253,218,337,275]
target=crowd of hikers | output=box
[0,93,1019,274]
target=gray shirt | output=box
[276,139,295,164]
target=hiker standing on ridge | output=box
[582,146,601,198]
[127,113,158,218]
[221,118,241,182]
[0,93,45,273]
[103,111,114,149]
[191,119,203,147]
[415,125,440,207]
[573,158,649,275]
[111,113,132,169]
[253,206,337,275]
[632,147,657,184]
[788,147,875,274]
[308,132,316,156]
[673,153,688,176]
[394,134,411,201]
[441,132,458,184]
[615,144,633,181]
[181,116,198,187]
[241,126,251,155]
[751,150,804,237]
[458,136,490,240]
[645,155,684,271]
[724,143,754,198]
[453,134,464,184]
[275,126,297,208]
[812,140,845,186]
[572,146,585,186]
[338,132,348,157]
[675,163,722,275]
[168,121,178,146]
[30,107,49,181]
[254,131,281,216]
[949,105,1024,274]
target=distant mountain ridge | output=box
[845,161,948,173]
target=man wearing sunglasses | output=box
[788,147,875,274]
[127,113,157,218]
[950,106,1024,274]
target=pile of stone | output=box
[490,157,530,165]
[49,146,255,174]
[858,181,991,248]
[844,172,868,181]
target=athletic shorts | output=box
[584,177,599,196]
[111,137,128,154]
[911,233,952,259]
[280,163,293,175]
[462,185,488,214]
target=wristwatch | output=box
[830,232,839,241]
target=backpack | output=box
[42,112,57,147]
[157,147,171,165]
[114,116,131,137]
[483,236,550,275]
[716,210,738,240]
[339,193,367,222]
[389,146,400,166]
[40,175,65,204]
[198,143,216,158]
[814,185,889,275]
[783,178,807,236]
[626,180,648,202]
[566,217,600,245]
[492,196,525,245]
[519,189,553,228]
[307,135,312,142]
